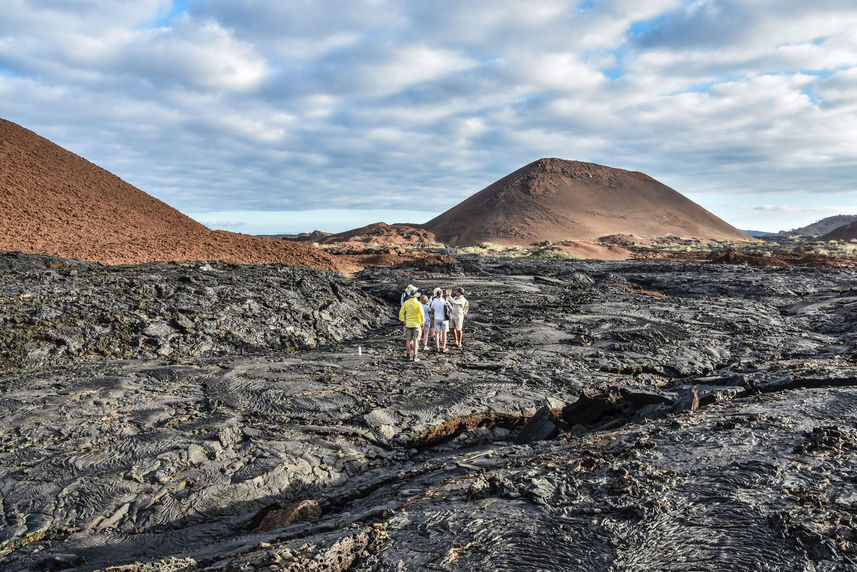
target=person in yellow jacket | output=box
[398,286,425,361]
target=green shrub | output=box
[532,250,579,260]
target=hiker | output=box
[400,284,416,306]
[398,286,425,361]
[449,287,470,347]
[429,287,451,352]
[420,294,432,350]
[400,284,418,338]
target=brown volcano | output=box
[820,220,857,242]
[423,158,750,246]
[295,222,438,247]
[0,118,337,270]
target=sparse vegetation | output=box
[533,250,579,260]
[459,242,529,257]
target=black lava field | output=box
[1,252,855,571]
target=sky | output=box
[2,0,857,234]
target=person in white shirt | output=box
[448,288,470,347]
[429,287,451,352]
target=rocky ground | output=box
[1,253,856,570]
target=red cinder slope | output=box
[0,118,337,269]
[423,158,750,246]
[820,221,857,241]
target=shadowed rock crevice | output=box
[415,412,530,448]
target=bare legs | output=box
[404,339,420,360]
[434,327,447,352]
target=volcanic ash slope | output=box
[821,219,857,241]
[423,158,751,246]
[0,118,337,269]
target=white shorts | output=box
[434,319,449,332]
[451,315,464,330]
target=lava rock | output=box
[513,405,561,444]
[3,252,857,570]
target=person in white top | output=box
[448,287,469,347]
[429,287,451,352]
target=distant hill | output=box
[783,215,857,237]
[743,230,780,238]
[0,118,337,269]
[294,222,438,247]
[422,158,750,246]
[821,220,857,241]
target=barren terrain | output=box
[2,118,857,570]
[423,158,751,246]
[823,220,857,242]
[0,252,855,570]
[0,119,340,270]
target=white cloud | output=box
[356,45,476,95]
[517,52,606,93]
[139,22,270,92]
[0,4,270,92]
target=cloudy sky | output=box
[2,0,857,234]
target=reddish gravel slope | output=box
[0,118,338,270]
[821,220,857,242]
[423,158,750,246]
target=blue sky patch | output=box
[141,0,189,29]
[629,14,671,39]
[602,67,623,80]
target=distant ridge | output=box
[784,215,857,237]
[0,118,337,269]
[294,222,438,247]
[743,229,780,238]
[423,158,750,246]
[821,220,857,242]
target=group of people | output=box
[398,284,470,361]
